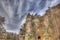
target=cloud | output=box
[0,0,60,34]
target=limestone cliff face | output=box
[19,14,40,40]
[0,4,59,40]
[0,3,60,40]
[39,4,60,40]
[19,4,60,40]
[24,14,40,40]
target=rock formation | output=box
[19,4,60,40]
[19,14,40,40]
[0,4,60,40]
[39,4,60,40]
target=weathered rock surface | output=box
[39,4,60,40]
[0,4,60,40]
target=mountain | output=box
[0,3,60,40]
[19,4,60,40]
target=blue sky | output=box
[0,0,60,34]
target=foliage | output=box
[28,36,33,40]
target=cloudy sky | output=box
[0,0,60,34]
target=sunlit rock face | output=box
[19,4,60,40]
[39,4,60,40]
[19,14,40,40]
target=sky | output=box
[0,0,60,34]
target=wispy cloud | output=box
[0,0,60,34]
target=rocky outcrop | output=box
[39,4,60,40]
[0,4,60,40]
[19,14,40,40]
[19,4,60,40]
